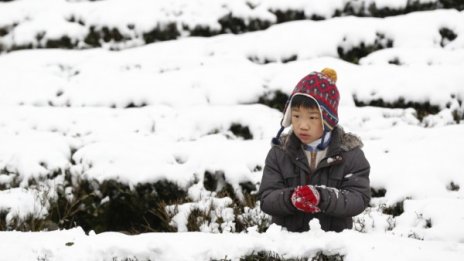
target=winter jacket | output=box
[258,126,370,232]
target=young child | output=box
[258,68,370,232]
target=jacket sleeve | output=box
[317,148,371,217]
[258,147,299,217]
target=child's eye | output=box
[292,115,300,119]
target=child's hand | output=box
[291,185,321,213]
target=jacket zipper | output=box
[310,151,317,172]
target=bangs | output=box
[290,94,319,109]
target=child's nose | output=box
[300,119,311,130]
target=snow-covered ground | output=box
[0,0,464,260]
[2,224,464,261]
[1,0,456,51]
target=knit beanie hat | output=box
[272,68,340,145]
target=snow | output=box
[360,48,464,66]
[0,0,464,260]
[0,188,49,223]
[0,130,71,186]
[0,226,463,261]
[167,188,235,233]
[3,10,464,108]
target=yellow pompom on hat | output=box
[321,67,337,82]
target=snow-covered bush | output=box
[1,0,464,53]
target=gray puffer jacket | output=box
[258,126,370,232]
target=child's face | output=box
[291,106,323,144]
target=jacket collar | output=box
[277,126,363,169]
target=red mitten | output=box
[291,185,321,213]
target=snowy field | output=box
[0,0,464,260]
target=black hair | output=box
[290,94,318,109]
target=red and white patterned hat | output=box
[272,68,339,145]
[282,68,339,131]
